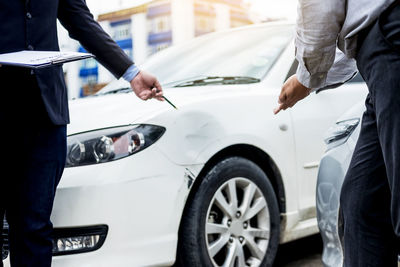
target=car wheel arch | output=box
[181,144,286,225]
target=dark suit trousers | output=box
[340,3,400,267]
[0,68,66,267]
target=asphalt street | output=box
[273,234,323,267]
[171,234,324,267]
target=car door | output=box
[287,62,368,220]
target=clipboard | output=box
[0,50,94,69]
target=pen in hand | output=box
[162,95,178,110]
[154,88,177,110]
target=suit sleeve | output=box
[57,0,134,78]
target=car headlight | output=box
[324,119,360,150]
[66,124,165,167]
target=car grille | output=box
[2,218,9,260]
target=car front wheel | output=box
[177,157,280,267]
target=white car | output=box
[3,22,367,267]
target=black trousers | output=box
[0,68,67,267]
[340,3,400,267]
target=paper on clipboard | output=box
[0,50,94,69]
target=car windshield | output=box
[143,24,293,86]
[97,24,293,95]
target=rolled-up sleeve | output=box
[295,0,346,89]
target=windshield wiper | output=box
[95,76,261,95]
[96,87,132,96]
[173,76,260,87]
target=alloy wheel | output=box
[205,177,270,267]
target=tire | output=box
[176,157,280,267]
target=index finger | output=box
[273,104,283,115]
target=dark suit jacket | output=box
[0,0,134,125]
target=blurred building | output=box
[61,0,257,99]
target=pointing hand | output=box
[274,75,311,114]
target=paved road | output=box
[273,234,323,267]
[171,234,324,267]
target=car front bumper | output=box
[3,145,199,267]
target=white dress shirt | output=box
[295,0,396,90]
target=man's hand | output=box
[131,70,164,101]
[273,75,311,114]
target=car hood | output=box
[67,85,252,135]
